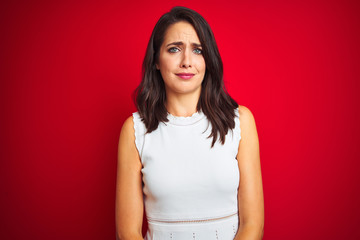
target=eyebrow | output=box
[166,41,202,48]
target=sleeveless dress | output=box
[132,108,241,240]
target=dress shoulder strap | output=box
[234,107,242,144]
[132,112,147,158]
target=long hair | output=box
[134,6,238,147]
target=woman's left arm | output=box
[234,105,264,240]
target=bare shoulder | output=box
[120,115,135,141]
[118,115,138,158]
[238,105,257,131]
[238,105,252,116]
[117,114,141,166]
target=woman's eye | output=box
[193,48,202,54]
[168,47,180,53]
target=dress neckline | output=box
[166,111,206,126]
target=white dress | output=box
[133,108,241,240]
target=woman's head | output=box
[135,6,238,147]
[156,21,206,97]
[153,6,222,74]
[142,6,224,97]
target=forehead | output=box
[163,21,200,43]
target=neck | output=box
[165,89,201,117]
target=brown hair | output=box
[134,6,238,147]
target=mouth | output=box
[175,73,195,80]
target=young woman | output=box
[116,6,264,240]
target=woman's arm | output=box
[115,116,144,240]
[234,105,264,240]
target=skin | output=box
[115,21,264,240]
[156,21,206,117]
[234,106,264,240]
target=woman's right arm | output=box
[115,116,144,240]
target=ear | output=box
[156,63,160,70]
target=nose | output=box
[180,49,192,68]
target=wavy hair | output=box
[134,6,238,147]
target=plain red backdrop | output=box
[1,0,359,239]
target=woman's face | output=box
[156,21,206,97]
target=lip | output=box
[175,73,195,80]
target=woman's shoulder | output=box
[121,112,147,145]
[121,112,141,132]
[237,105,257,132]
[120,115,135,139]
[238,105,254,118]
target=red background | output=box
[1,0,359,239]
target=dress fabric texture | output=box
[132,108,241,240]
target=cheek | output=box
[161,61,173,72]
[159,55,178,71]
[195,58,206,73]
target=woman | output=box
[116,6,264,240]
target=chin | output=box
[165,77,203,95]
[172,85,202,95]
